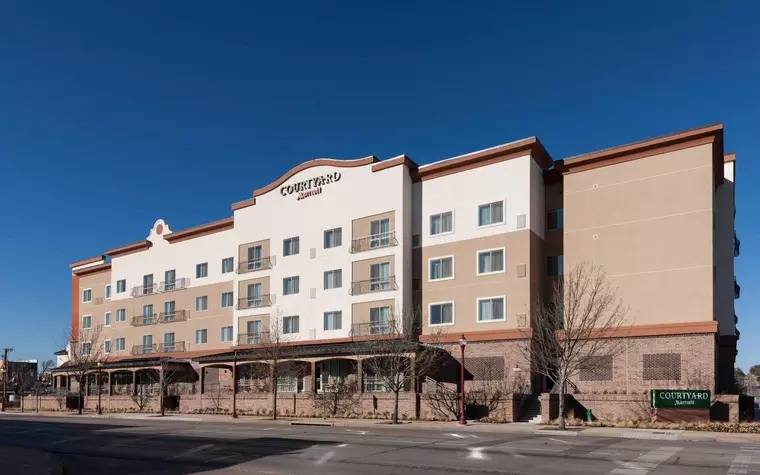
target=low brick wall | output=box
[569,394,651,422]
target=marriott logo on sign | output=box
[280,172,342,201]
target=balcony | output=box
[350,322,393,338]
[131,284,158,297]
[350,231,398,254]
[735,277,741,299]
[734,233,741,257]
[237,332,271,346]
[131,344,156,356]
[158,341,186,353]
[349,276,398,296]
[236,294,275,310]
[237,257,275,275]
[130,310,188,327]
[159,278,189,292]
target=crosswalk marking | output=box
[728,445,760,474]
[610,446,682,474]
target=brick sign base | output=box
[652,408,709,422]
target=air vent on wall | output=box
[310,288,316,299]
[310,248,316,259]
[516,214,526,229]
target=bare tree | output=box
[310,379,360,418]
[36,360,55,413]
[134,358,185,416]
[130,384,154,412]
[66,325,108,415]
[352,307,447,424]
[520,261,629,430]
[11,363,36,413]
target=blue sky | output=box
[0,1,757,368]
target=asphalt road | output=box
[0,415,758,474]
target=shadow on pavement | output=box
[0,418,339,475]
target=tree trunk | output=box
[78,386,83,415]
[159,367,165,416]
[272,383,278,420]
[393,390,400,424]
[557,377,566,430]
[20,394,24,413]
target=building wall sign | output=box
[280,172,342,201]
[650,389,711,409]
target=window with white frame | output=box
[369,262,391,291]
[221,257,234,274]
[81,342,91,356]
[82,315,92,329]
[196,296,208,311]
[369,218,391,248]
[116,308,126,323]
[104,340,112,354]
[477,249,505,275]
[429,302,454,326]
[82,289,92,303]
[324,228,342,249]
[478,297,506,322]
[195,329,208,344]
[246,245,263,270]
[116,279,126,293]
[105,284,111,299]
[430,211,453,236]
[323,269,342,289]
[429,256,454,280]
[115,338,125,352]
[478,200,504,227]
[221,326,234,342]
[104,312,111,327]
[196,262,208,278]
[277,375,300,393]
[283,276,300,295]
[283,315,299,334]
[221,291,234,308]
[283,237,300,256]
[369,306,391,334]
[324,311,342,331]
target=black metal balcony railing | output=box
[735,277,741,299]
[236,294,274,310]
[734,233,741,257]
[349,231,398,254]
[237,256,275,274]
[158,310,187,324]
[349,276,398,296]
[237,332,271,346]
[159,278,189,292]
[349,322,393,338]
[158,341,186,353]
[131,344,157,356]
[131,284,158,297]
[131,313,158,327]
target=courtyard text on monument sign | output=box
[651,389,711,409]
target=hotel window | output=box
[323,269,342,289]
[142,274,154,293]
[164,333,176,352]
[477,249,505,275]
[430,211,453,236]
[196,262,208,278]
[116,279,126,293]
[324,311,342,331]
[81,342,92,356]
[221,291,234,308]
[370,307,391,334]
[478,200,504,227]
[116,308,126,323]
[196,296,208,311]
[195,329,208,345]
[324,228,342,249]
[164,270,176,291]
[429,257,454,281]
[104,340,112,354]
[221,326,234,342]
[115,338,125,352]
[277,375,300,393]
[283,315,300,334]
[478,297,506,322]
[221,257,234,274]
[429,302,454,326]
[247,245,263,270]
[104,312,111,327]
[82,315,92,330]
[82,289,92,303]
[142,335,153,353]
[369,262,391,291]
[547,208,564,230]
[105,284,111,300]
[547,255,564,276]
[283,276,300,295]
[142,304,154,325]
[164,301,176,321]
[283,237,300,256]
[369,218,391,248]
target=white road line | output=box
[204,453,240,463]
[315,451,335,465]
[167,443,215,460]
[513,453,527,459]
[548,437,572,444]
[728,445,760,474]
[345,429,367,435]
[467,447,491,461]
[611,446,682,474]
[46,436,87,447]
[449,433,466,438]
[337,443,347,448]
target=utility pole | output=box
[1,348,14,412]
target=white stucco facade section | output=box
[109,223,238,302]
[233,162,411,342]
[714,161,736,336]
[418,155,533,247]
[529,157,546,240]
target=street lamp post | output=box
[232,350,238,419]
[0,368,5,412]
[459,334,467,425]
[97,362,103,415]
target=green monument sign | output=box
[650,389,711,409]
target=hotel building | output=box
[56,123,739,419]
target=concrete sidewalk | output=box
[4,409,760,444]
[0,446,62,475]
